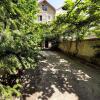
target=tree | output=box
[55,0,100,38]
[0,0,42,99]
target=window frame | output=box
[42,5,48,11]
[38,15,42,21]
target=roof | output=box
[38,0,56,12]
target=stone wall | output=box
[59,38,100,66]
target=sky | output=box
[48,0,65,9]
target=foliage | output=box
[52,0,100,40]
[0,0,42,99]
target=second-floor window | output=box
[42,5,48,11]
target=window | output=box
[42,5,48,11]
[48,15,51,20]
[38,15,42,21]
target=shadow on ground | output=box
[21,51,100,100]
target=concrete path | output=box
[23,51,100,100]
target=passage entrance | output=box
[45,40,49,48]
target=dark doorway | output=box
[45,40,48,48]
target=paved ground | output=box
[22,51,100,100]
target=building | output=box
[38,0,56,23]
